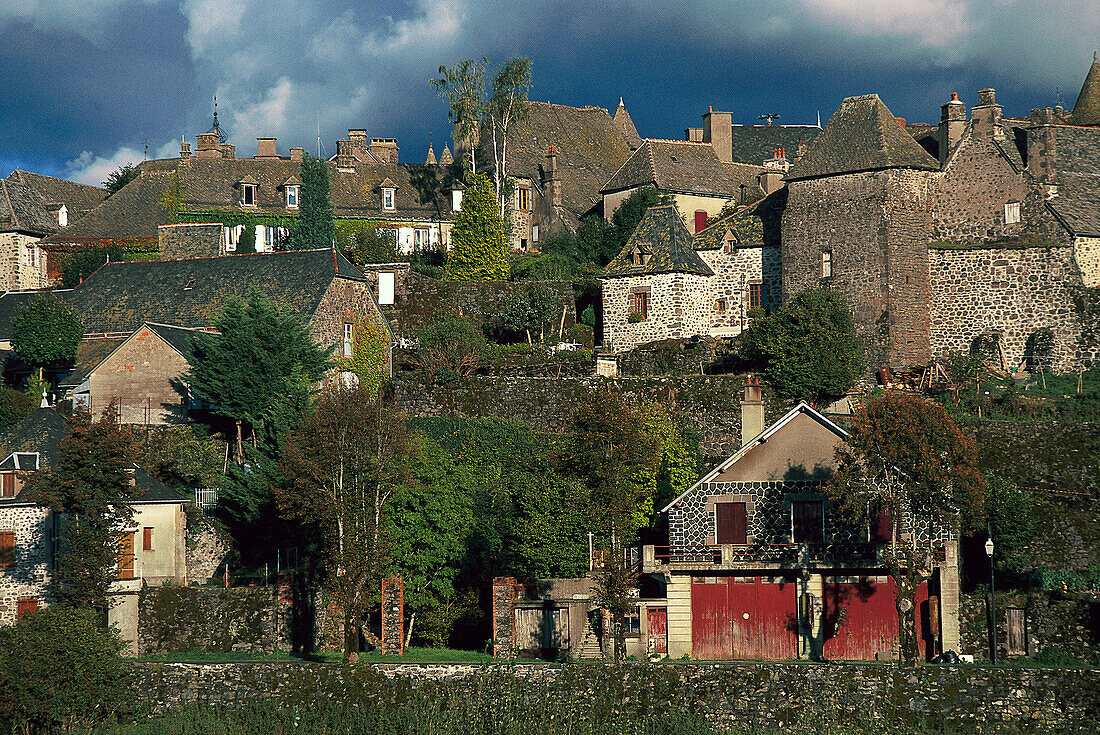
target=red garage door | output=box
[692,576,798,660]
[823,576,930,661]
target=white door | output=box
[378,272,395,305]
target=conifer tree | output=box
[289,153,335,250]
[445,173,508,280]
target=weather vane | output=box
[758,113,780,126]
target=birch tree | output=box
[487,57,532,219]
[430,59,487,175]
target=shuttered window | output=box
[0,532,13,568]
[792,501,824,543]
[117,532,135,579]
[715,503,747,545]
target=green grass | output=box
[138,646,495,665]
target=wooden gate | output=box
[514,606,569,652]
[691,576,797,660]
[823,576,930,660]
[647,607,667,655]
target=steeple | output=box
[1071,51,1100,126]
[207,96,228,143]
[439,144,453,166]
[425,143,437,165]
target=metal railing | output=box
[194,487,219,515]
[643,542,879,568]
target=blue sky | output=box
[2,1,1097,187]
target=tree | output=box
[134,424,223,489]
[277,387,420,660]
[336,222,397,266]
[236,222,256,254]
[60,244,124,288]
[412,316,487,383]
[11,293,83,381]
[25,406,136,614]
[740,288,864,405]
[159,171,183,224]
[487,57,532,218]
[289,153,335,250]
[0,606,133,732]
[103,162,139,197]
[444,173,508,280]
[186,290,331,461]
[569,389,660,660]
[430,58,488,173]
[827,392,985,666]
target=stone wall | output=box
[0,504,51,624]
[158,223,225,260]
[1075,236,1100,288]
[185,516,233,585]
[0,232,47,291]
[697,245,781,335]
[391,374,772,460]
[491,577,518,658]
[311,277,393,378]
[87,329,192,425]
[130,660,1100,731]
[929,244,1095,371]
[381,578,405,656]
[602,272,712,353]
[960,590,1100,663]
[138,585,289,655]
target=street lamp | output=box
[985,535,997,664]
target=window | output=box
[0,531,13,568]
[382,188,395,211]
[264,226,275,251]
[142,527,153,552]
[869,504,892,544]
[821,250,832,279]
[715,502,747,545]
[343,322,354,358]
[624,609,641,637]
[749,283,767,310]
[1005,201,1021,224]
[516,187,529,211]
[117,532,135,579]
[715,299,727,313]
[414,229,429,248]
[0,473,15,498]
[16,598,37,619]
[630,291,648,320]
[792,501,824,543]
[378,271,395,305]
[532,224,539,242]
[286,185,299,208]
[241,184,256,207]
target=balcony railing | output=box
[641,542,880,571]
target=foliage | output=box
[446,173,508,280]
[11,292,83,368]
[236,222,256,254]
[0,606,133,732]
[339,316,389,396]
[984,476,1038,574]
[288,153,335,250]
[277,388,419,658]
[509,251,577,282]
[483,284,560,343]
[412,316,487,383]
[0,387,35,432]
[27,406,136,613]
[430,58,488,173]
[409,247,447,278]
[133,424,223,489]
[575,216,615,266]
[486,57,532,216]
[828,392,985,666]
[336,221,398,266]
[186,290,331,458]
[103,162,140,197]
[740,287,864,405]
[1034,563,1100,593]
[61,244,125,288]
[159,171,184,223]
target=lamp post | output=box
[985,535,997,664]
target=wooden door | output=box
[117,532,135,579]
[716,503,747,545]
[514,607,569,651]
[647,607,667,655]
[16,598,37,619]
[691,577,732,660]
[1006,608,1027,655]
[823,577,931,660]
[728,576,798,660]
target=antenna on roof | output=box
[1055,86,1064,108]
[758,113,780,126]
[208,96,228,143]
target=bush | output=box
[414,317,487,383]
[483,285,560,343]
[0,387,35,432]
[0,606,134,731]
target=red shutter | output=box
[0,532,13,568]
[16,598,37,619]
[694,210,708,233]
[716,503,747,545]
[870,505,892,543]
[793,501,823,543]
[143,527,153,551]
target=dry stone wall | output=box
[138,585,290,655]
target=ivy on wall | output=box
[340,316,389,395]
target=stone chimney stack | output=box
[180,140,192,159]
[196,132,219,158]
[290,147,304,162]
[1027,107,1059,185]
[370,138,399,165]
[336,139,356,170]
[741,375,764,446]
[544,144,562,234]
[971,88,1002,137]
[938,92,967,165]
[348,130,368,157]
[255,137,278,159]
[702,107,733,163]
[685,128,704,143]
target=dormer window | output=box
[631,247,650,267]
[382,188,395,211]
[1004,201,1021,225]
[57,204,67,228]
[286,185,299,208]
[241,183,257,207]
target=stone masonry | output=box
[492,576,519,658]
[381,577,405,656]
[0,504,52,624]
[603,272,713,352]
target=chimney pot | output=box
[951,92,959,101]
[895,117,906,128]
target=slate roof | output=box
[786,95,940,181]
[601,205,714,278]
[613,99,643,150]
[57,335,129,390]
[0,249,365,340]
[693,189,786,251]
[728,125,820,166]
[0,179,58,235]
[43,171,173,242]
[1071,54,1100,126]
[602,139,766,202]
[4,170,106,219]
[1044,125,1100,236]
[479,102,634,228]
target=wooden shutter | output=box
[793,501,823,543]
[716,502,747,545]
[870,504,893,543]
[117,532,135,579]
[694,210,708,233]
[16,598,37,619]
[0,531,13,568]
[142,527,153,552]
[1,473,14,498]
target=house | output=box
[600,193,783,352]
[474,101,637,250]
[0,408,190,653]
[600,138,768,233]
[642,384,960,661]
[0,178,65,290]
[685,108,820,167]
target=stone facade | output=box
[603,272,712,352]
[697,245,781,335]
[185,516,233,585]
[158,223,225,259]
[960,589,1100,663]
[381,578,405,656]
[0,232,48,291]
[491,576,519,658]
[670,479,831,548]
[81,329,196,425]
[0,504,51,624]
[138,585,290,655]
[310,277,393,377]
[1075,236,1100,288]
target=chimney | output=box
[972,88,1002,136]
[758,169,783,196]
[219,142,235,159]
[741,375,764,445]
[702,107,733,163]
[256,137,278,159]
[348,129,368,156]
[544,145,562,233]
[180,140,192,159]
[796,138,807,160]
[938,92,966,165]
[336,138,356,170]
[370,138,399,165]
[290,146,304,162]
[196,132,219,158]
[685,127,703,143]
[1027,107,1059,185]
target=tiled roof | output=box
[728,125,820,166]
[5,170,107,218]
[1071,55,1100,126]
[0,249,365,340]
[602,139,766,201]
[480,102,634,228]
[0,179,58,235]
[0,408,69,473]
[613,99,643,150]
[146,323,203,361]
[44,171,173,242]
[786,95,940,181]
[693,188,786,251]
[601,205,714,278]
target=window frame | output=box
[791,500,824,543]
[749,282,767,310]
[0,531,14,568]
[285,185,299,208]
[1004,200,1021,225]
[241,183,257,207]
[382,188,396,211]
[343,322,354,358]
[821,250,833,279]
[516,187,529,211]
[630,291,648,320]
